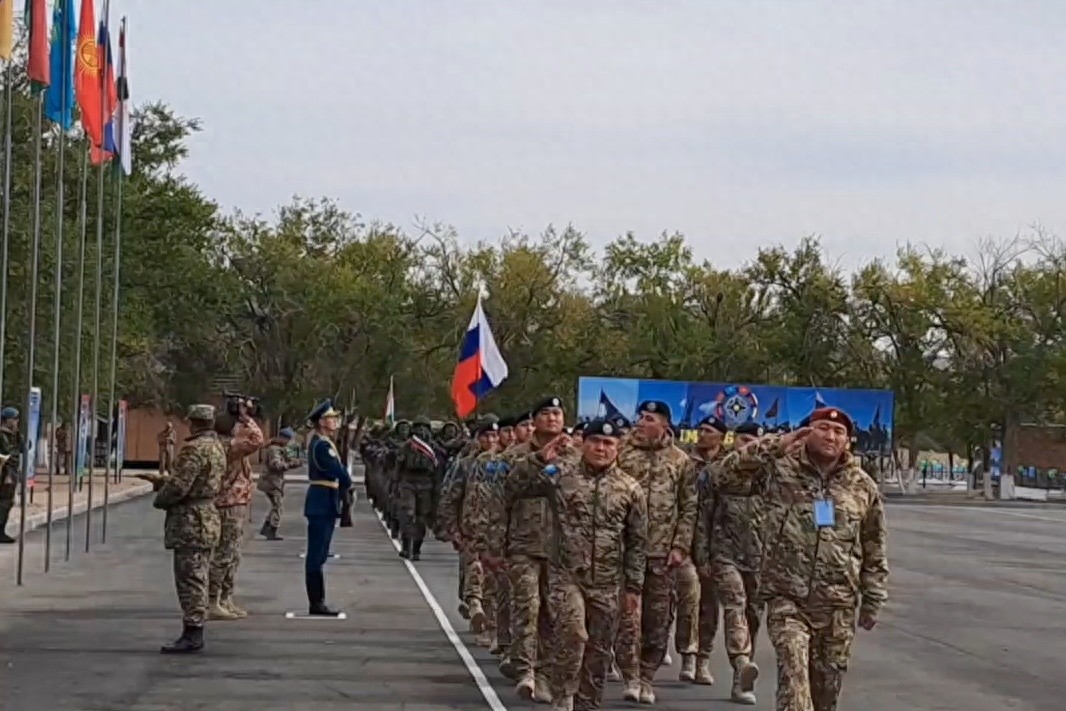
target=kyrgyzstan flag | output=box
[74,0,103,146]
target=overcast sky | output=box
[116,0,1066,270]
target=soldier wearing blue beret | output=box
[303,400,351,616]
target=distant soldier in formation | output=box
[0,407,21,544]
[303,399,351,617]
[257,427,300,541]
[158,420,175,476]
[154,404,226,655]
[55,420,70,478]
[396,416,441,561]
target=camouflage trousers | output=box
[264,490,284,528]
[713,561,762,662]
[209,505,246,601]
[546,567,618,709]
[673,560,700,655]
[697,567,721,657]
[507,554,553,677]
[399,484,434,542]
[616,560,674,683]
[766,598,856,711]
[173,547,211,626]
[461,550,483,605]
[494,571,512,648]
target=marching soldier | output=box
[303,399,352,616]
[719,408,889,711]
[489,419,648,711]
[614,400,696,705]
[154,404,226,654]
[397,415,440,561]
[258,427,300,541]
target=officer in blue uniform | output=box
[303,399,351,616]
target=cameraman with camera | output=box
[209,393,265,621]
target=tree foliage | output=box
[0,71,1064,464]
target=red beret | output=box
[808,407,853,435]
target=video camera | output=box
[222,390,262,419]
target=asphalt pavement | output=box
[0,488,1064,710]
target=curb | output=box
[4,482,154,538]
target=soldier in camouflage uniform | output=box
[384,419,410,539]
[718,408,889,711]
[491,419,647,711]
[257,427,300,541]
[688,416,728,685]
[396,416,441,560]
[702,421,765,704]
[154,404,226,654]
[0,407,22,544]
[436,421,499,627]
[482,396,570,703]
[513,411,533,445]
[614,400,697,705]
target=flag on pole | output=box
[0,1,14,60]
[75,0,104,145]
[450,292,508,418]
[90,10,117,166]
[25,0,50,89]
[111,16,131,175]
[384,375,395,425]
[45,0,76,129]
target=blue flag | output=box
[44,0,77,129]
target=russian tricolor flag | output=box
[450,293,508,418]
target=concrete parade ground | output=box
[1,486,1064,710]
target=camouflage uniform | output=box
[158,423,176,476]
[153,418,225,634]
[210,417,265,617]
[614,435,697,693]
[0,420,22,542]
[497,450,648,710]
[481,437,566,691]
[719,435,889,711]
[691,450,726,681]
[258,442,300,535]
[396,417,441,559]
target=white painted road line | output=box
[375,512,509,711]
[909,505,1066,523]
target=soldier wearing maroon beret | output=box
[716,405,888,709]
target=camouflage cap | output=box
[187,404,216,421]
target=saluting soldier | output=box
[303,399,352,616]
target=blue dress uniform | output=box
[303,400,351,616]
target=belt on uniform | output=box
[309,480,339,489]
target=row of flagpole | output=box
[0,0,133,584]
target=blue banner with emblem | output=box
[577,376,894,453]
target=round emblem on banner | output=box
[714,385,759,429]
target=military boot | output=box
[662,650,672,667]
[468,599,487,634]
[258,522,271,537]
[679,653,696,681]
[209,595,238,621]
[389,518,401,539]
[399,535,411,559]
[411,537,423,561]
[552,696,573,711]
[222,596,248,618]
[457,601,470,619]
[731,656,758,705]
[516,673,536,701]
[160,625,204,654]
[694,655,715,685]
[621,680,641,702]
[265,525,284,541]
[639,680,656,704]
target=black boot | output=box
[389,519,401,540]
[307,572,341,617]
[411,537,423,561]
[265,525,284,541]
[259,522,271,537]
[160,625,204,654]
[399,535,410,559]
